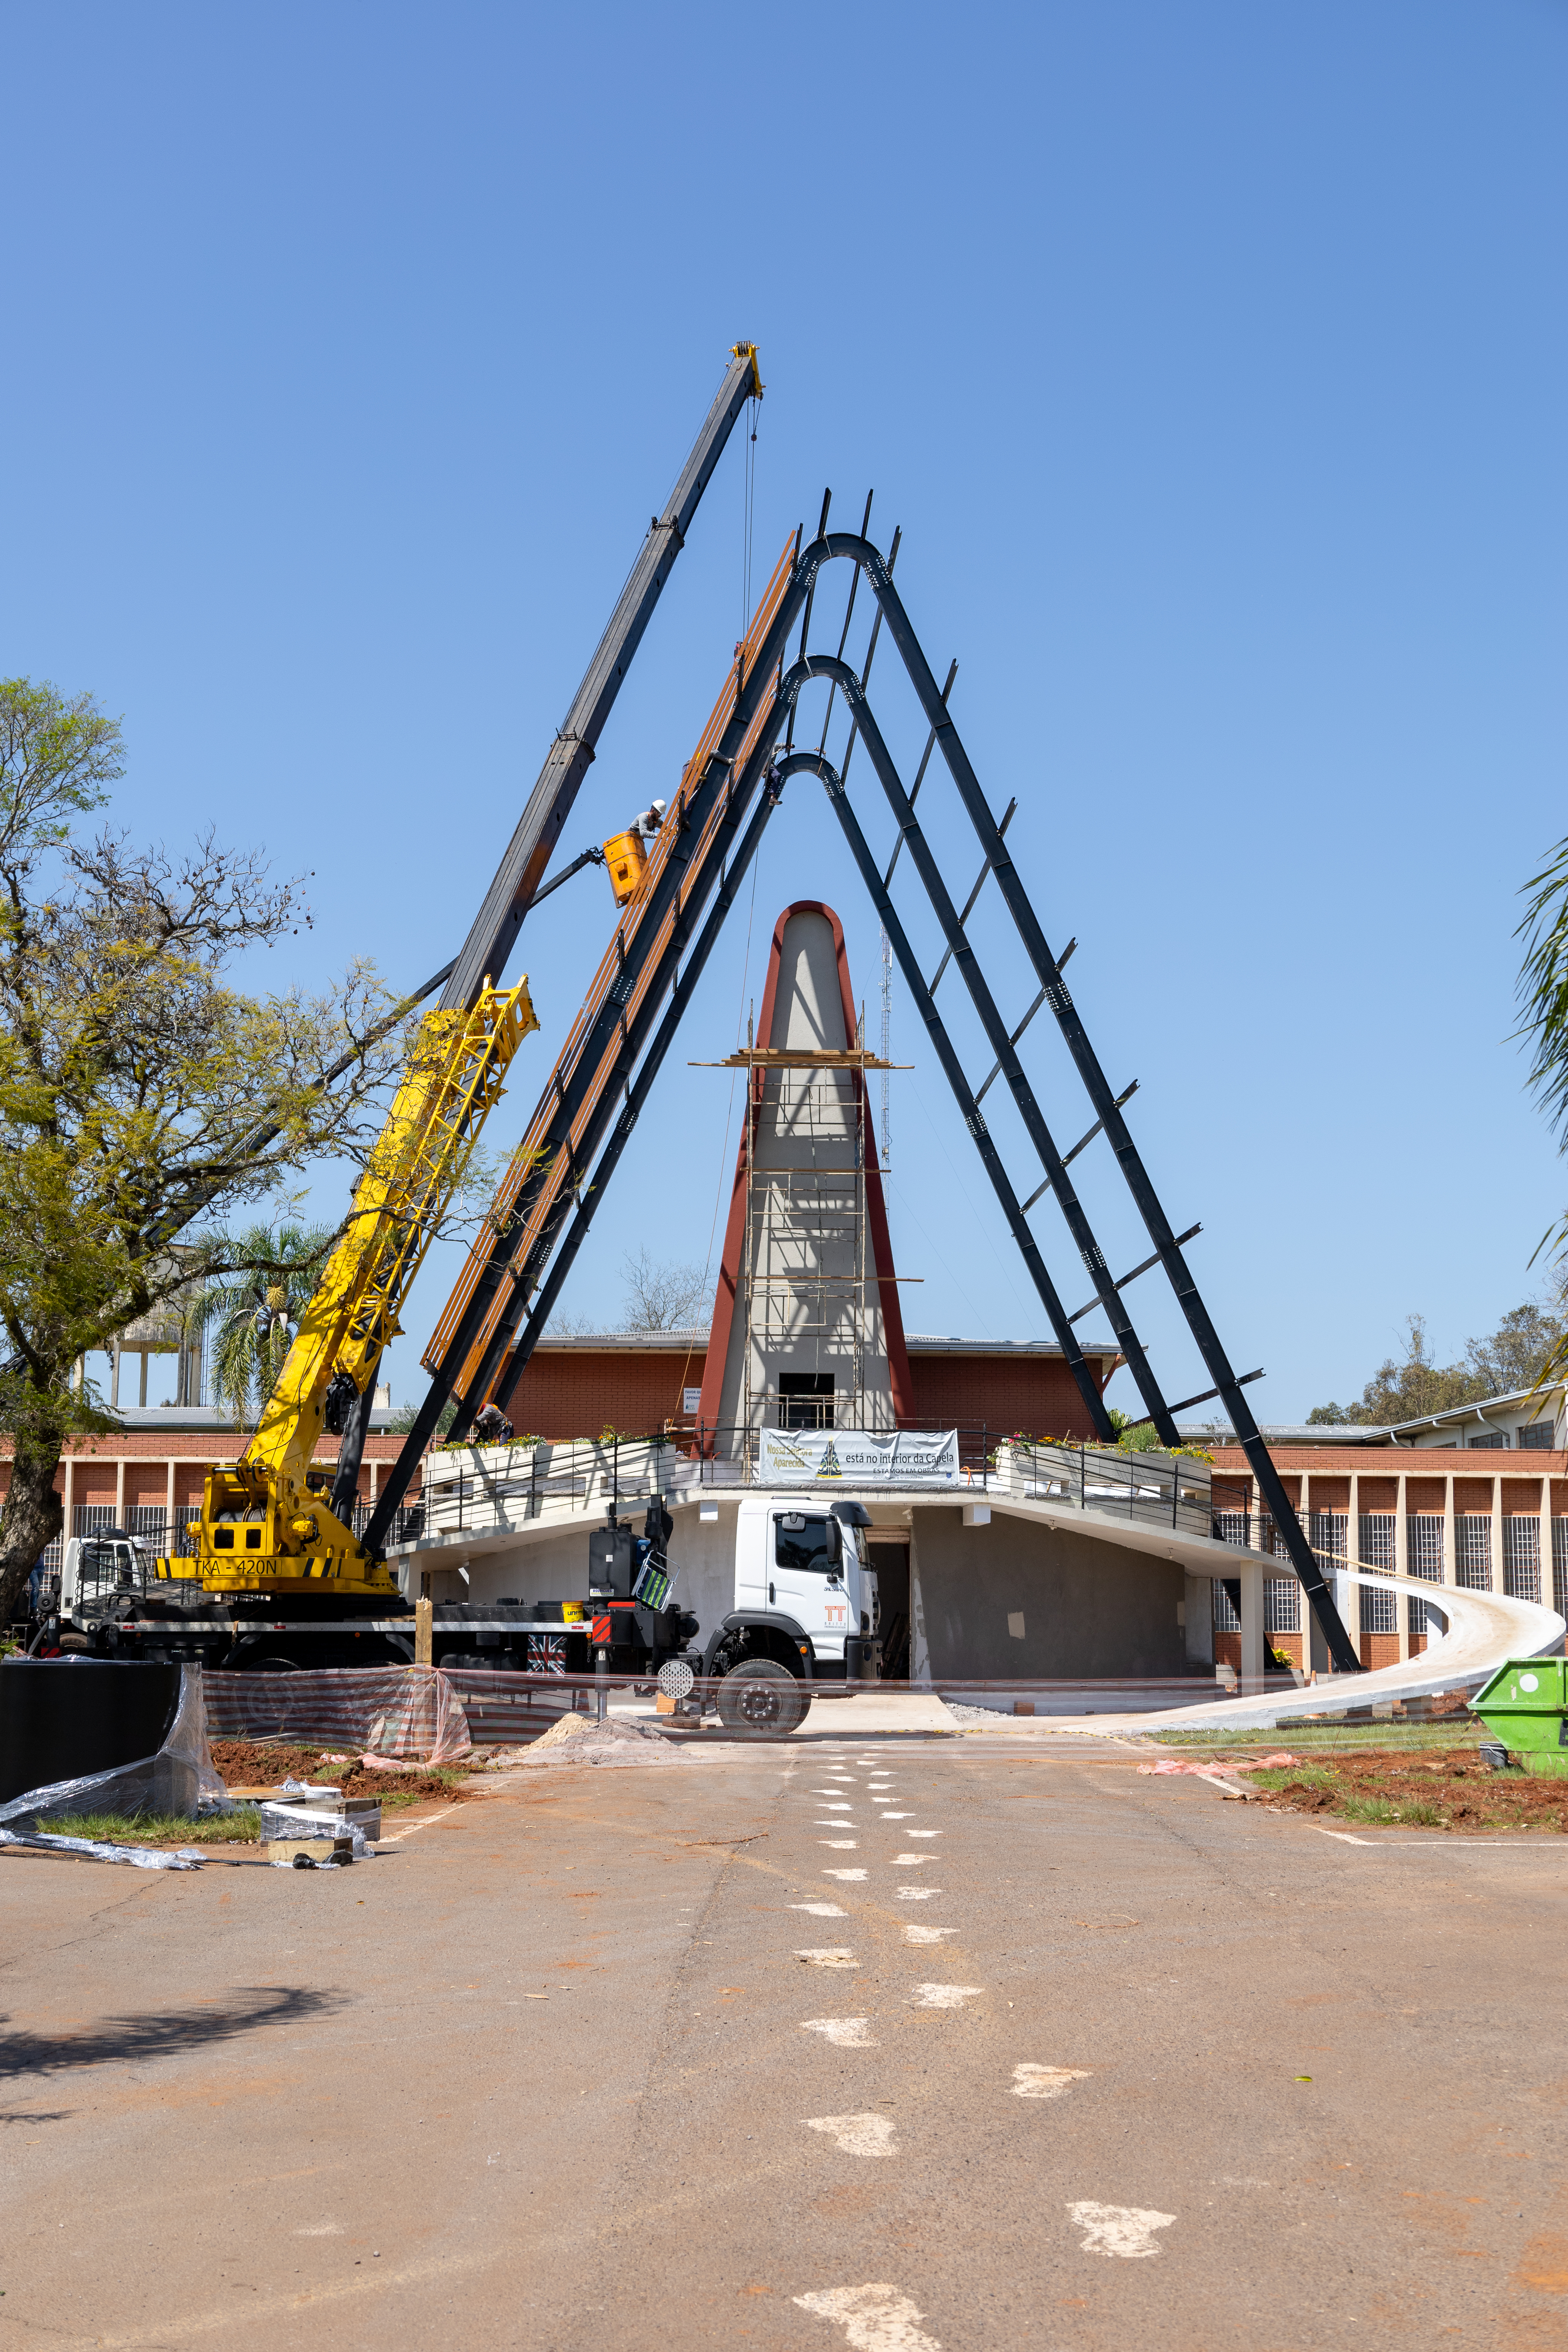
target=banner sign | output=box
[755,1428,961,1487]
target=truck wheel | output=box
[716,1660,810,1738]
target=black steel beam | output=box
[485,769,792,1422]
[788,531,1361,1673]
[440,345,762,1014]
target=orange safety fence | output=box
[423,533,797,1392]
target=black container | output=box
[0,1660,182,1804]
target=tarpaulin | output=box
[202,1666,473,1763]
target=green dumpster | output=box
[1470,1656,1568,1775]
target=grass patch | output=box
[1148,1720,1484,1756]
[1248,1763,1337,1791]
[39,1809,262,1845]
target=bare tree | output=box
[620,1247,709,1332]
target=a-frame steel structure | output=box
[370,521,1360,1676]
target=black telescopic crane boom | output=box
[440,343,764,1014]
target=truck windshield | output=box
[77,1540,145,1601]
[774,1514,842,1573]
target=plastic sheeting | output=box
[203,1666,473,1764]
[0,1666,225,1869]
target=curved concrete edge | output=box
[1020,1571,1565,1736]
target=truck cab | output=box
[59,1529,151,1633]
[700,1495,882,1735]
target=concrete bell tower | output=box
[697,903,913,1458]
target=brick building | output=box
[0,1408,417,1574]
[506,1329,1120,1448]
[1203,1439,1568,1674]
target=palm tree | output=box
[199,1221,335,1430]
[1516,844,1568,1392]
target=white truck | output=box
[691,1495,882,1734]
[424,1489,884,1738]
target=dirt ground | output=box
[1243,1744,1568,1831]
[208,1737,485,1806]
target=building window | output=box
[1212,1581,1241,1633]
[1519,1421,1556,1450]
[1553,1520,1568,1616]
[1406,1513,1443,1633]
[778,1373,835,1430]
[1358,1513,1397,1634]
[1503,1515,1543,1605]
[1456,1515,1492,1591]
[1469,1431,1507,1449]
[1213,1509,1251,1550]
[1265,1578,1300,1635]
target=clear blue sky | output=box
[5,1,1564,1422]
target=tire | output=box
[245,1655,302,1674]
[716,1659,810,1738]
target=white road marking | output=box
[820,1840,859,1849]
[892,1854,931,1865]
[816,1801,854,1810]
[805,2112,897,2157]
[877,1811,912,1819]
[904,1926,956,1943]
[1012,2064,1090,2101]
[802,2018,877,2047]
[797,1948,860,1968]
[912,1984,982,2007]
[898,1888,941,1900]
[904,1829,941,1839]
[791,1902,848,1916]
[1067,2201,1176,2259]
[824,1868,868,1880]
[1309,1827,1377,1847]
[794,2284,940,2352]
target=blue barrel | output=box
[0,1660,183,1804]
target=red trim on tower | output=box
[695,902,914,1450]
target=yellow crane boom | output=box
[160,978,536,1599]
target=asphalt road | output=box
[5,1730,1568,2350]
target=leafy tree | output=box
[1307,1302,1568,1428]
[198,1220,335,1429]
[0,676,411,1621]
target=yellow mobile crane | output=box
[169,979,537,1602]
[47,346,763,1670]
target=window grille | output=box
[1456,1515,1492,1590]
[1406,1513,1443,1633]
[1212,1581,1241,1633]
[1503,1515,1543,1605]
[1519,1421,1556,1450]
[72,1504,120,1537]
[1357,1513,1396,1633]
[1213,1510,1251,1551]
[1308,1510,1347,1567]
[1554,1520,1568,1617]
[1264,1578,1300,1634]
[1469,1431,1507,1449]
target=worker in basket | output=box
[472,1401,513,1444]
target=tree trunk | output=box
[0,1426,65,1625]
